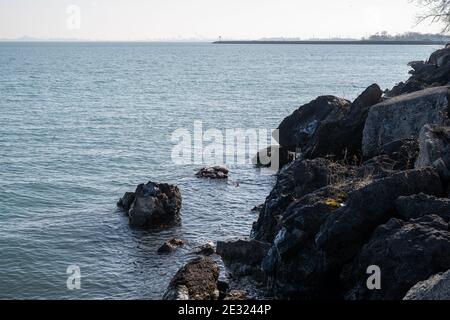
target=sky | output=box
[0,0,444,41]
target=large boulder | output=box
[120,181,182,229]
[216,239,271,277]
[362,86,450,158]
[163,257,220,300]
[316,168,443,266]
[304,84,383,160]
[395,193,450,221]
[262,167,443,299]
[251,158,356,243]
[404,270,450,300]
[415,124,450,181]
[277,96,351,150]
[341,215,450,300]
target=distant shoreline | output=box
[213,40,448,45]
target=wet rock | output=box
[404,270,450,300]
[163,257,220,300]
[362,86,450,158]
[216,239,271,277]
[415,124,450,181]
[196,166,229,179]
[341,215,450,300]
[194,241,216,256]
[117,192,135,214]
[127,181,182,229]
[157,239,184,254]
[251,204,264,213]
[395,193,450,221]
[277,96,351,150]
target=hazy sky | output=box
[0,0,444,40]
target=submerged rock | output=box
[120,181,182,229]
[194,241,216,256]
[196,166,229,179]
[157,239,185,254]
[362,86,450,158]
[404,270,450,300]
[163,257,220,300]
[342,215,450,300]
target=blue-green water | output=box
[0,42,439,299]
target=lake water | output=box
[0,42,439,299]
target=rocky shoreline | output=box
[118,45,450,300]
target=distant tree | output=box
[415,0,450,32]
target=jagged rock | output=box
[157,239,184,254]
[216,239,271,276]
[224,290,247,300]
[386,47,450,97]
[416,124,450,181]
[252,158,356,243]
[196,166,229,179]
[194,241,216,256]
[395,193,450,221]
[163,257,220,300]
[277,96,351,149]
[127,181,182,229]
[252,146,292,170]
[117,192,136,214]
[304,84,383,160]
[404,270,450,300]
[316,168,443,267]
[363,86,450,158]
[341,215,450,300]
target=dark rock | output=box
[128,181,182,229]
[117,192,135,214]
[303,84,383,160]
[416,124,450,181]
[224,290,247,300]
[404,270,450,300]
[194,241,216,256]
[385,80,428,98]
[252,146,293,170]
[395,193,450,221]
[362,86,450,158]
[251,204,264,213]
[157,239,184,254]
[217,280,230,299]
[163,257,220,300]
[316,168,443,267]
[252,158,356,243]
[196,166,229,179]
[277,96,351,149]
[216,239,271,276]
[341,215,450,300]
